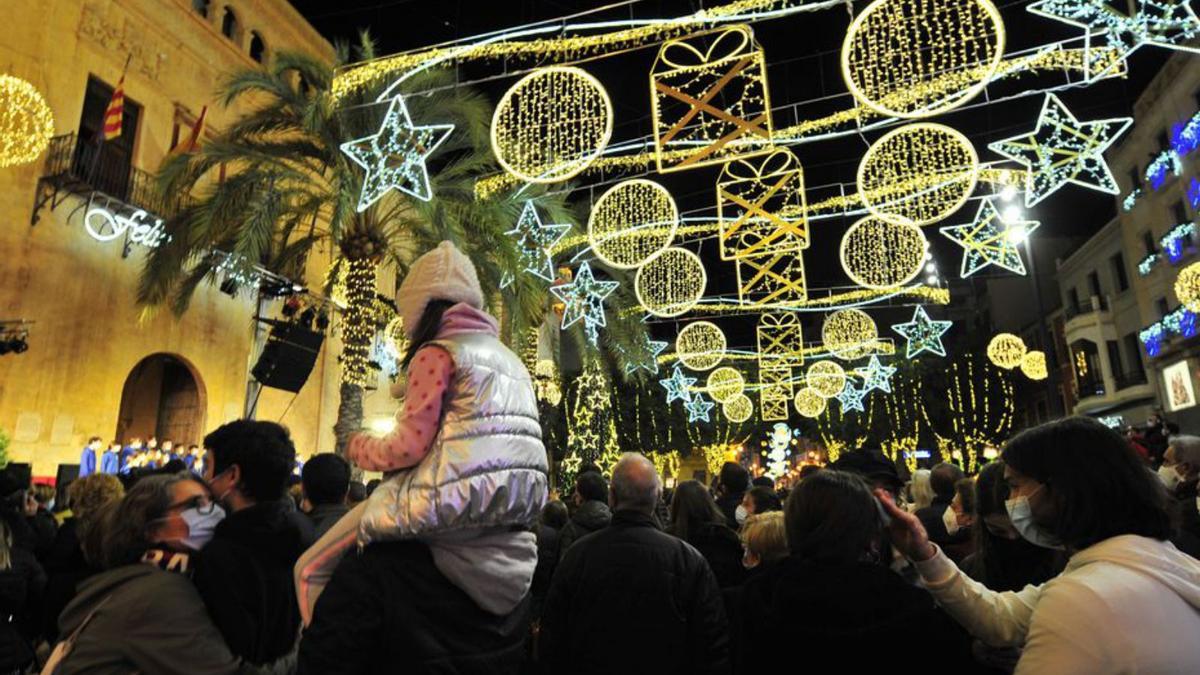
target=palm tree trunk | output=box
[334,379,363,463]
[332,257,377,466]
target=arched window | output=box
[249,31,266,63]
[221,7,238,40]
[192,0,210,18]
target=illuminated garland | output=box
[341,95,454,210]
[805,360,847,398]
[723,393,755,422]
[340,259,378,386]
[588,179,679,269]
[0,75,54,168]
[635,247,707,317]
[707,366,747,402]
[1161,223,1196,264]
[936,357,1015,473]
[839,215,928,289]
[987,333,1027,369]
[1020,350,1048,380]
[822,309,878,360]
[856,123,979,225]
[1140,306,1197,357]
[567,359,619,470]
[676,321,727,371]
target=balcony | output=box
[1114,369,1149,390]
[1064,296,1108,321]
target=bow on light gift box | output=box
[757,313,803,421]
[650,25,775,173]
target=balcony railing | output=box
[1064,296,1109,321]
[1076,376,1106,398]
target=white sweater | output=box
[913,535,1200,674]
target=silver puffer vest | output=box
[358,332,548,544]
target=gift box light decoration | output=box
[1020,350,1049,380]
[841,0,1005,119]
[756,314,799,422]
[675,321,727,371]
[588,179,679,269]
[805,360,848,398]
[856,123,979,226]
[0,74,54,168]
[723,393,755,423]
[716,149,808,260]
[941,199,1042,278]
[491,66,613,183]
[650,25,774,173]
[987,333,1028,369]
[839,215,928,290]
[707,366,746,403]
[822,309,878,361]
[635,247,707,317]
[341,95,454,211]
[793,387,827,418]
[735,250,808,306]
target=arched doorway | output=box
[115,354,207,445]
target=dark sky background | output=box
[291,0,1171,353]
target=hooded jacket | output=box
[914,534,1200,673]
[557,499,611,561]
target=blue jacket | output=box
[79,448,97,477]
[100,451,119,475]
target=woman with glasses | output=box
[49,474,288,674]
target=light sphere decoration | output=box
[491,66,613,183]
[822,309,878,360]
[839,215,928,289]
[635,247,706,317]
[987,333,1027,369]
[1020,350,1048,381]
[0,74,54,168]
[588,179,679,269]
[806,360,848,398]
[707,366,746,402]
[794,387,828,418]
[676,321,727,371]
[1175,261,1200,313]
[857,123,979,225]
[723,394,754,423]
[841,0,1005,119]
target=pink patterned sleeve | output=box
[347,346,452,472]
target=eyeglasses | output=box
[164,495,216,515]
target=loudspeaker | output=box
[252,323,324,393]
[54,464,79,507]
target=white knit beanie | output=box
[396,241,484,336]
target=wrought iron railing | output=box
[38,133,184,219]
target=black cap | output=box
[0,463,31,498]
[829,449,903,489]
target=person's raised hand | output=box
[874,488,936,562]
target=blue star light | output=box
[836,384,867,413]
[341,95,455,212]
[660,365,697,404]
[623,337,669,375]
[940,200,1042,278]
[502,201,571,288]
[988,93,1131,207]
[549,262,619,346]
[857,355,897,394]
[891,306,953,358]
[685,393,716,423]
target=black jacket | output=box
[681,521,745,589]
[41,518,97,643]
[530,524,561,615]
[916,496,972,560]
[716,492,743,529]
[540,510,729,675]
[298,540,530,675]
[733,556,976,673]
[193,499,314,665]
[306,503,350,540]
[556,500,611,562]
[0,547,44,671]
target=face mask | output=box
[1004,486,1064,550]
[942,505,961,536]
[735,504,748,526]
[178,504,226,551]
[1158,464,1183,490]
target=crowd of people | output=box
[77,437,205,477]
[7,241,1199,673]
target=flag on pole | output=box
[175,105,207,154]
[102,73,125,141]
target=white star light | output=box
[502,201,571,287]
[857,355,897,394]
[836,384,867,413]
[341,95,455,212]
[623,337,669,375]
[659,365,697,404]
[685,394,716,422]
[549,262,619,346]
[941,199,1042,278]
[891,306,953,358]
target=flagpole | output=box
[88,53,132,187]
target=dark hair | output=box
[751,476,775,489]
[930,462,964,499]
[971,461,1062,590]
[719,461,750,494]
[302,454,351,506]
[953,478,976,514]
[577,462,602,477]
[747,486,782,513]
[541,500,569,530]
[86,473,204,569]
[784,470,881,564]
[575,471,608,503]
[798,464,822,480]
[346,481,367,505]
[1002,416,1173,549]
[204,420,296,503]
[669,480,728,541]
[88,436,102,444]
[401,299,455,369]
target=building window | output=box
[249,31,266,63]
[1124,333,1145,377]
[1157,297,1170,317]
[1175,200,1189,224]
[76,75,142,199]
[1087,270,1102,299]
[193,0,210,18]
[1111,252,1129,291]
[1158,130,1170,153]
[221,7,238,40]
[1107,340,1123,378]
[1130,167,1141,192]
[1144,230,1157,255]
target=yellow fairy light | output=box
[723,393,754,422]
[841,0,1005,119]
[987,333,1027,370]
[794,387,827,418]
[839,215,928,289]
[676,321,727,371]
[341,258,379,386]
[491,66,613,183]
[635,247,706,317]
[1175,261,1200,312]
[857,123,979,225]
[0,74,54,168]
[1020,350,1048,381]
[805,361,847,398]
[707,366,746,402]
[588,179,679,269]
[822,309,878,360]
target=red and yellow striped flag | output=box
[102,74,125,141]
[182,105,207,153]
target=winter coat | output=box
[193,500,314,665]
[41,518,96,643]
[298,539,530,675]
[960,534,1063,592]
[530,524,561,615]
[682,521,746,589]
[733,555,976,673]
[540,510,730,675]
[916,496,972,560]
[914,534,1200,673]
[716,492,743,529]
[0,547,44,671]
[306,503,350,540]
[556,500,611,562]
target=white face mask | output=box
[1004,485,1064,550]
[178,503,226,551]
[1158,464,1183,490]
[735,504,748,526]
[942,505,961,536]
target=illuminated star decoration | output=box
[685,393,716,423]
[341,95,455,212]
[1029,0,1200,80]
[659,365,697,404]
[940,199,1042,278]
[623,337,669,375]
[988,93,1132,207]
[549,261,619,346]
[857,355,896,394]
[836,384,867,413]
[891,306,953,358]
[501,201,571,288]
